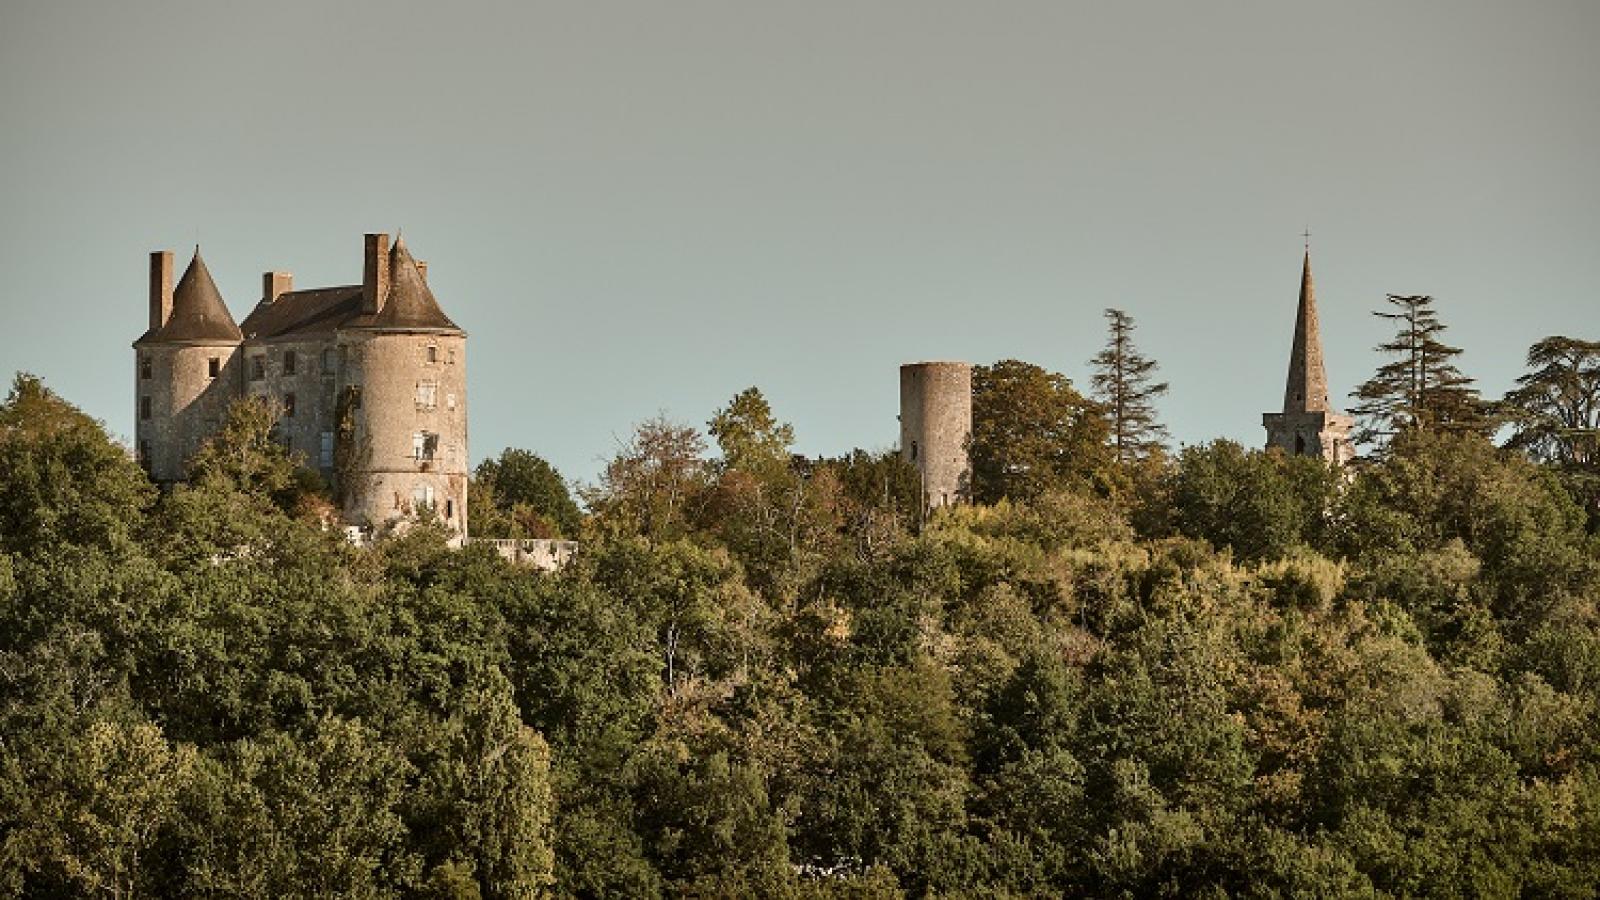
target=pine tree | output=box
[1089,309,1169,463]
[1349,294,1485,446]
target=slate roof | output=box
[135,249,244,345]
[239,238,462,341]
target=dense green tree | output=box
[1169,439,1341,562]
[970,359,1113,504]
[473,448,583,538]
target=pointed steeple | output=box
[1282,250,1328,413]
[136,247,243,344]
[368,235,460,331]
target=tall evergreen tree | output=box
[1089,309,1169,463]
[1501,336,1600,467]
[1349,294,1485,446]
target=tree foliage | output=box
[4,373,1600,897]
[970,359,1112,504]
[1350,294,1487,447]
[473,449,582,539]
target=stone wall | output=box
[339,330,468,538]
[135,343,241,483]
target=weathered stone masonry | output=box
[134,233,469,540]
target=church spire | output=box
[1282,250,1328,413]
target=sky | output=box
[2,0,1596,487]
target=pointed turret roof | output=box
[368,235,460,331]
[1282,250,1329,413]
[136,248,243,345]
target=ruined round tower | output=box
[133,249,243,483]
[336,234,469,539]
[899,361,972,510]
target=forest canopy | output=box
[2,360,1599,897]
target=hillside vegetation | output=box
[2,372,1599,898]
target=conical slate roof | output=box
[137,249,243,344]
[368,235,460,331]
[1282,250,1329,413]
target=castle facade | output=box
[133,233,469,539]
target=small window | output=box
[416,381,438,409]
[412,431,438,462]
[139,355,152,380]
[139,396,151,420]
[412,482,435,509]
[250,357,265,381]
[283,351,297,376]
[138,440,151,470]
[284,393,296,418]
[425,345,438,364]
[909,441,918,461]
[321,348,335,373]
[447,348,456,365]
[208,357,221,378]
[446,393,456,411]
[319,431,334,469]
[445,498,455,519]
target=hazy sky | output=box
[2,1,1596,486]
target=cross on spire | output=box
[1302,227,1311,251]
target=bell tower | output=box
[1263,249,1354,464]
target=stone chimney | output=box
[149,250,174,330]
[363,233,390,315]
[263,271,293,305]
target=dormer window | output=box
[208,357,221,378]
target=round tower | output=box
[899,361,972,510]
[336,234,469,541]
[133,249,243,483]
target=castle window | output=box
[415,381,438,409]
[447,349,456,365]
[140,396,151,420]
[139,355,151,380]
[283,393,296,418]
[425,344,438,364]
[208,357,221,378]
[445,498,455,519]
[412,431,438,462]
[1295,435,1306,455]
[283,351,297,376]
[910,441,918,461]
[446,393,456,411]
[319,431,334,469]
[322,348,335,373]
[138,441,151,472]
[250,356,265,381]
[412,482,435,510]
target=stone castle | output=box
[134,233,469,540]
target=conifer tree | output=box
[1501,335,1600,467]
[1089,309,1169,463]
[1349,294,1485,446]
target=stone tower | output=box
[332,234,470,538]
[900,361,972,509]
[133,249,244,483]
[1263,251,1354,464]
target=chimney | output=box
[149,250,174,330]
[263,271,293,305]
[415,259,428,281]
[362,233,390,315]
